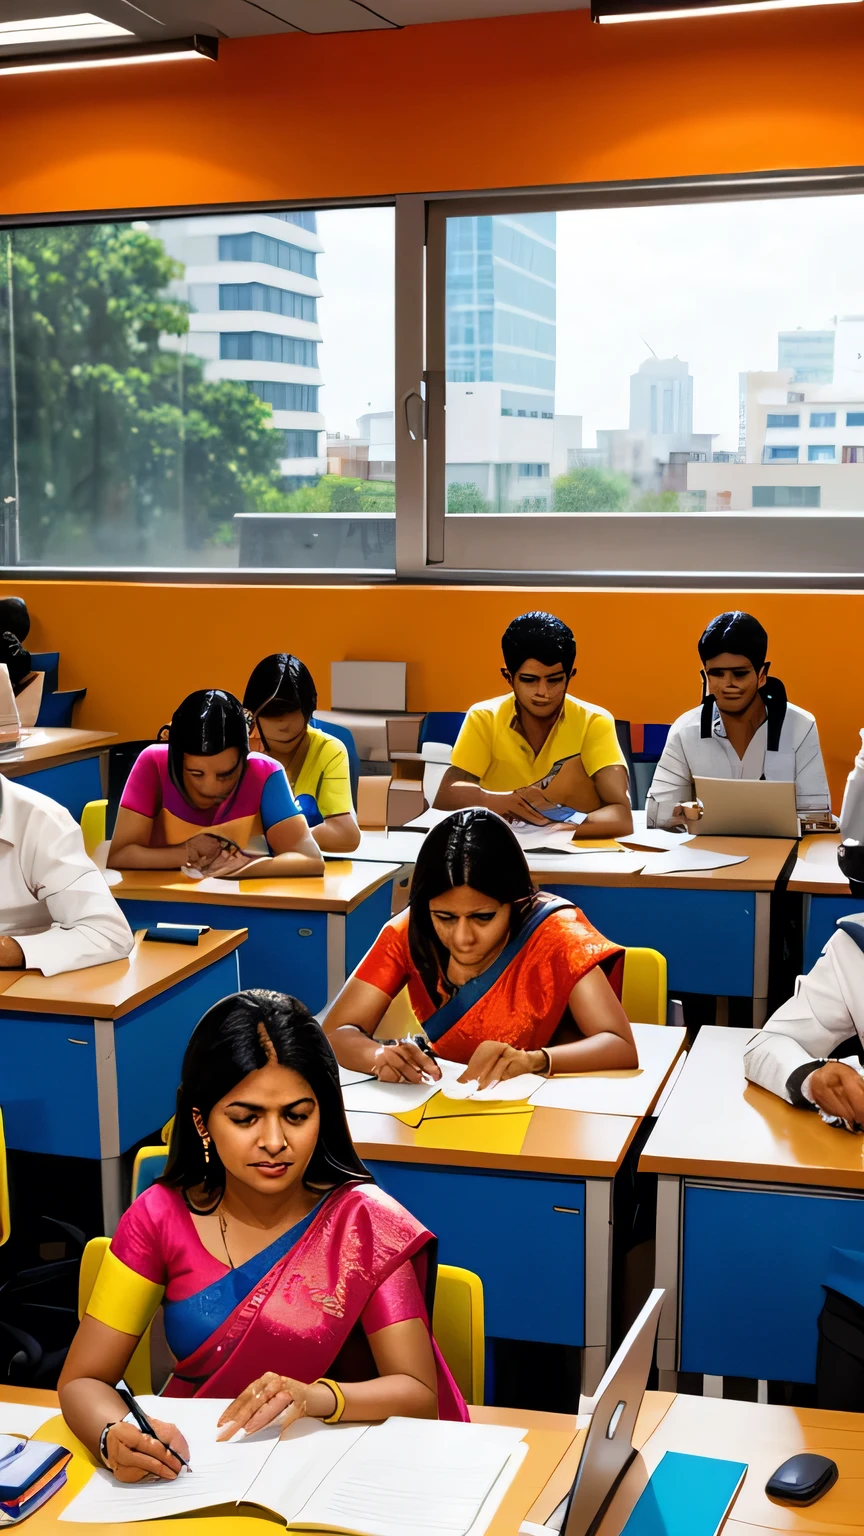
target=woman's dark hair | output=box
[697,610,787,750]
[0,597,30,644]
[501,611,576,676]
[167,689,249,808]
[408,809,538,1004]
[159,989,370,1207]
[243,654,318,738]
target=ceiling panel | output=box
[250,0,397,30]
[374,0,588,18]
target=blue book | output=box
[620,1451,747,1536]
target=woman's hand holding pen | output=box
[216,1373,335,1439]
[373,1040,442,1084]
[102,1418,190,1483]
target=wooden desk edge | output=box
[114,863,401,913]
[638,1150,864,1189]
[351,1112,641,1179]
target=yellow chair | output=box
[433,1264,485,1406]
[131,1146,169,1202]
[621,946,667,1026]
[77,1238,152,1394]
[0,1108,11,1249]
[80,799,107,858]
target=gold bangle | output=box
[315,1377,345,1423]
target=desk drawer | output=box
[0,1012,100,1158]
[681,1183,864,1383]
[366,1161,585,1346]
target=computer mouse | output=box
[765,1454,838,1506]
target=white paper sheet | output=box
[639,848,749,875]
[619,828,695,852]
[0,1404,61,1436]
[526,852,648,876]
[434,1058,546,1103]
[340,1074,443,1115]
[338,1065,376,1087]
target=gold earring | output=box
[202,1135,211,1165]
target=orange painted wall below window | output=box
[11,580,861,811]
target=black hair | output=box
[159,989,370,1208]
[166,689,249,808]
[0,597,30,644]
[697,610,787,750]
[408,809,538,1004]
[0,598,32,693]
[501,611,576,676]
[243,655,318,740]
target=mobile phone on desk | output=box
[143,924,210,946]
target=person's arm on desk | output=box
[645,724,702,830]
[434,763,633,836]
[325,975,442,1084]
[312,812,361,853]
[11,802,133,974]
[0,936,23,968]
[198,814,324,879]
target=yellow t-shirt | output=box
[451,692,625,793]
[292,726,354,818]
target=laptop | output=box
[522,1288,664,1536]
[692,776,799,838]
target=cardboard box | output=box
[331,661,406,713]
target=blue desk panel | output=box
[16,756,102,822]
[0,951,239,1160]
[541,884,755,996]
[346,880,393,974]
[366,1161,585,1346]
[681,1183,864,1383]
[804,894,864,971]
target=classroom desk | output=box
[0,928,245,1233]
[6,1386,582,1536]
[788,831,861,970]
[0,728,115,820]
[350,1024,685,1397]
[105,862,400,1014]
[640,1024,864,1394]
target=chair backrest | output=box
[80,799,107,858]
[78,1237,152,1394]
[621,947,667,1026]
[418,712,466,750]
[28,652,59,694]
[106,741,154,837]
[37,687,87,729]
[310,718,360,809]
[432,1265,485,1405]
[614,719,637,798]
[0,1108,10,1249]
[131,1147,168,1202]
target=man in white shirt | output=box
[0,775,133,976]
[744,916,864,1128]
[646,610,830,830]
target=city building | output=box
[594,356,716,495]
[778,328,835,384]
[327,412,395,481]
[444,212,559,510]
[149,212,326,488]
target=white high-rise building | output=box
[149,212,326,486]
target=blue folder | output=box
[621,1451,747,1536]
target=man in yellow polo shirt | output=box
[435,611,632,839]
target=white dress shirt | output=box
[0,775,133,976]
[744,923,864,1103]
[645,699,830,829]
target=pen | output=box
[116,1387,192,1473]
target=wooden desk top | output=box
[0,727,115,777]
[0,928,245,1020]
[349,1104,639,1178]
[106,862,401,914]
[640,1024,864,1190]
[788,831,853,895]
[532,835,797,892]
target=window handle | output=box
[402,388,426,443]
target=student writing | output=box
[434,611,632,839]
[243,653,360,855]
[107,689,323,879]
[325,808,637,1087]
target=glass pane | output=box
[3,207,394,570]
[444,195,864,516]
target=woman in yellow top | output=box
[244,654,360,853]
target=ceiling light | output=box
[0,32,218,75]
[0,13,133,46]
[593,0,861,19]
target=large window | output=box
[0,208,394,569]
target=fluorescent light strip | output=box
[0,34,217,74]
[0,12,132,44]
[598,0,860,17]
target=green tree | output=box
[632,489,681,512]
[5,223,284,559]
[552,467,630,512]
[447,481,490,515]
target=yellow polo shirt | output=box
[292,727,354,817]
[451,693,625,792]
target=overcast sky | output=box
[315,194,864,452]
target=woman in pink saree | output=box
[59,991,466,1483]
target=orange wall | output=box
[10,580,861,810]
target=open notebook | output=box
[60,1402,527,1536]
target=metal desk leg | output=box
[752,891,770,1028]
[655,1174,681,1392]
[94,1017,122,1235]
[326,913,347,1005]
[582,1178,613,1396]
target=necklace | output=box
[218,1209,235,1270]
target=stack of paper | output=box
[639,848,748,876]
[619,828,695,853]
[341,1057,544,1120]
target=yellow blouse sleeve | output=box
[86,1249,164,1337]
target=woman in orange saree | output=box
[325,808,637,1089]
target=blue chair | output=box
[106,740,154,837]
[28,653,59,694]
[311,717,360,809]
[36,688,87,728]
[418,712,465,750]
[629,722,671,811]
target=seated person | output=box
[647,610,830,830]
[1,775,133,974]
[243,654,360,854]
[840,729,864,844]
[325,807,637,1086]
[107,688,323,879]
[744,917,864,1129]
[58,989,466,1475]
[0,595,34,694]
[435,611,632,839]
